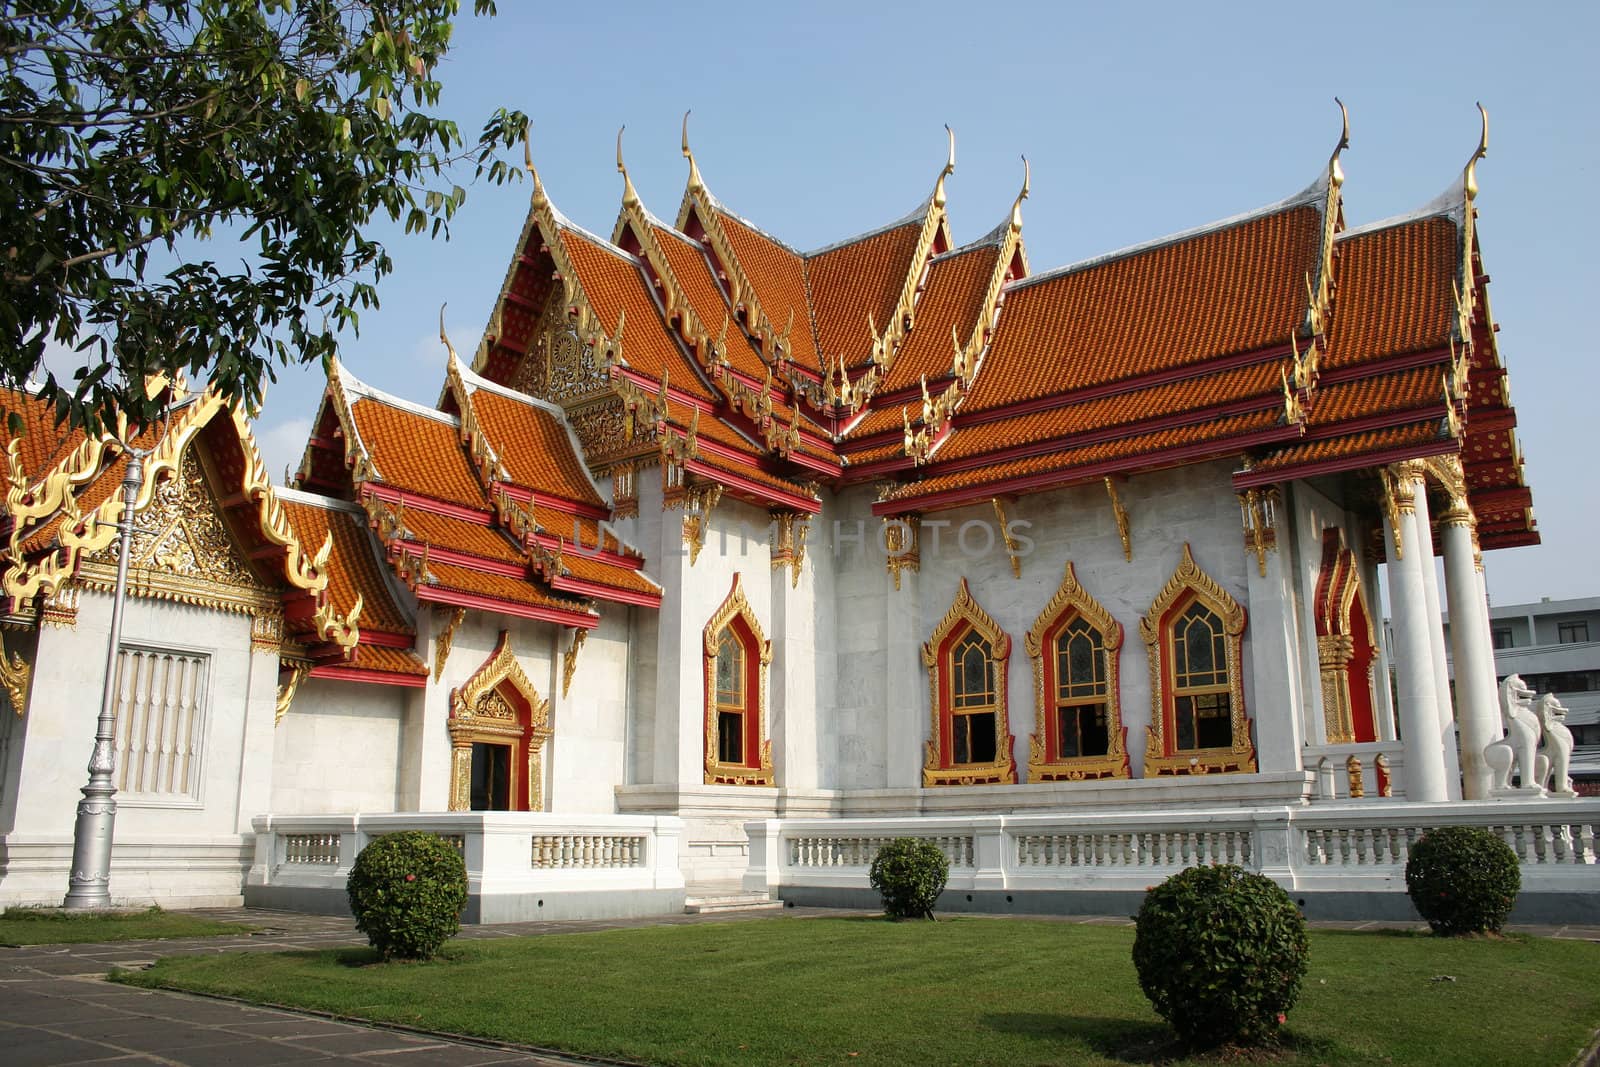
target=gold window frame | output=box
[447,629,553,811]
[703,573,774,785]
[1314,529,1379,744]
[1025,562,1129,781]
[922,578,1016,786]
[1139,544,1256,775]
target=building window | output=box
[113,646,209,802]
[703,574,773,785]
[1558,621,1590,645]
[447,630,553,812]
[950,631,999,764]
[1491,628,1514,650]
[1313,529,1379,744]
[1025,562,1128,780]
[1140,544,1256,776]
[923,578,1016,785]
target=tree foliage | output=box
[1,0,527,430]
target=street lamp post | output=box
[62,450,145,910]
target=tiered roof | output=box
[456,111,1531,551]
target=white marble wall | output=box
[550,609,631,813]
[0,591,276,905]
[271,677,406,813]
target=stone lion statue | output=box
[1483,674,1541,794]
[1536,693,1576,798]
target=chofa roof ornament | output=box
[1464,101,1488,203]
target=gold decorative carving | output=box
[922,577,1016,786]
[251,610,284,653]
[434,607,466,681]
[884,515,920,590]
[83,447,275,614]
[1345,753,1365,798]
[0,632,32,715]
[275,663,310,726]
[447,630,553,811]
[1378,466,1408,561]
[769,511,807,589]
[1314,531,1378,746]
[1375,752,1393,797]
[611,463,638,520]
[1139,544,1256,776]
[562,626,586,697]
[40,585,78,628]
[1024,562,1128,781]
[1104,477,1132,561]
[992,498,1022,579]
[1238,486,1280,578]
[1304,98,1349,340]
[702,574,774,786]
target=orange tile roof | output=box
[651,225,768,382]
[532,505,629,558]
[0,388,90,483]
[555,550,661,596]
[1249,420,1447,474]
[964,204,1321,412]
[559,231,716,402]
[807,220,923,367]
[278,497,412,635]
[881,243,1002,394]
[714,210,822,371]
[937,361,1283,462]
[400,507,522,564]
[349,398,483,508]
[884,409,1282,505]
[693,456,818,500]
[426,559,589,613]
[1324,217,1457,370]
[468,388,603,506]
[347,644,429,677]
[1305,362,1448,426]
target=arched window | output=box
[1025,562,1129,780]
[923,578,1016,785]
[703,574,773,785]
[447,631,552,811]
[1140,544,1256,775]
[1314,528,1379,744]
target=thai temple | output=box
[2,109,1593,921]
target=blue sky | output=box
[222,0,1596,606]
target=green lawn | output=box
[118,916,1599,1067]
[0,906,251,945]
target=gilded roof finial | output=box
[617,125,640,208]
[933,124,955,209]
[1328,97,1350,189]
[439,303,459,366]
[1464,102,1488,203]
[524,127,548,210]
[1010,155,1030,232]
[681,110,704,194]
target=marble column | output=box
[1382,464,1449,801]
[1440,501,1498,799]
[883,518,925,789]
[769,513,818,791]
[1242,487,1306,772]
[1410,482,1462,799]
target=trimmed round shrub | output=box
[1404,825,1520,936]
[1132,864,1309,1048]
[346,831,468,960]
[868,837,949,920]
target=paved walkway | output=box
[3,907,1597,1066]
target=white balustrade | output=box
[745,798,1600,897]
[249,812,684,915]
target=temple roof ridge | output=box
[803,202,929,259]
[452,354,570,422]
[709,199,805,256]
[1009,172,1328,295]
[336,360,460,428]
[274,486,368,515]
[1340,187,1464,240]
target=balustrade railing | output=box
[744,799,1600,897]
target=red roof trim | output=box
[550,574,663,609]
[493,482,610,522]
[877,423,1301,515]
[684,459,821,514]
[308,664,429,689]
[360,631,415,650]
[395,540,525,579]
[363,485,489,525]
[415,584,597,628]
